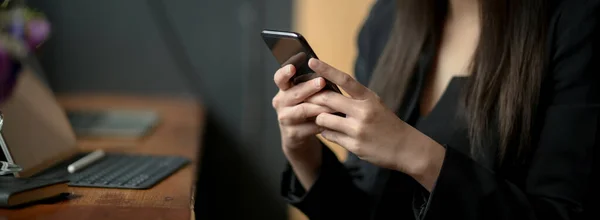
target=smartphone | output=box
[261,29,342,94]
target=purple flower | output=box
[26,19,50,48]
[0,8,50,104]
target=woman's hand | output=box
[272,64,334,189]
[273,64,332,151]
[305,58,446,190]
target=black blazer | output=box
[281,0,600,219]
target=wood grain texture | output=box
[0,94,205,220]
[0,206,190,220]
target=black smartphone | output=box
[261,29,343,94]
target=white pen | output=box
[67,149,105,173]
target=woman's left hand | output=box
[306,58,445,190]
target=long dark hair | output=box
[368,0,547,162]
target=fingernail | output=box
[315,114,324,125]
[314,77,323,88]
[287,65,293,75]
[309,58,319,68]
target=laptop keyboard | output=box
[36,153,189,189]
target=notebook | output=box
[0,176,69,208]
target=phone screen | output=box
[262,35,317,85]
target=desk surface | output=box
[0,94,204,220]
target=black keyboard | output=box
[35,153,189,189]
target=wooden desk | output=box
[0,94,205,220]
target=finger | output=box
[283,123,324,142]
[280,77,326,106]
[278,103,334,125]
[306,90,360,116]
[274,64,295,91]
[315,113,356,135]
[320,129,352,148]
[282,52,308,68]
[308,58,370,99]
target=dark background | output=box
[26,0,292,219]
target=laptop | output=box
[0,70,188,189]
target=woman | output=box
[272,0,600,219]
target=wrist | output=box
[283,137,322,165]
[400,128,446,191]
[283,137,323,190]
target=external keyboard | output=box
[36,153,189,189]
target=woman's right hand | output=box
[272,64,331,189]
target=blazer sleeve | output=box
[281,144,372,219]
[419,2,600,220]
